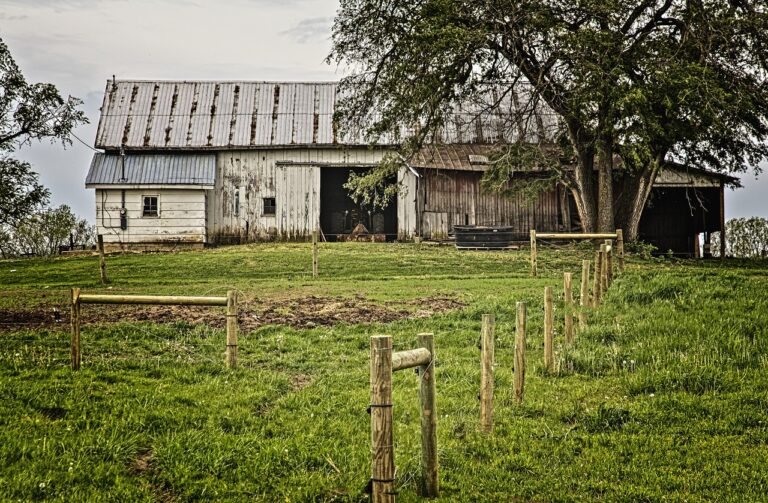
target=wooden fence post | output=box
[514,302,526,404]
[70,287,81,370]
[544,286,554,373]
[226,290,238,368]
[593,250,603,306]
[564,273,573,344]
[97,235,108,285]
[480,315,494,434]
[530,230,537,277]
[579,260,590,328]
[312,230,318,278]
[616,229,625,272]
[600,244,608,294]
[418,333,438,498]
[605,239,613,286]
[370,336,395,503]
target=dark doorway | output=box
[638,187,721,257]
[320,167,397,241]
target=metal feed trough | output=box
[453,225,517,250]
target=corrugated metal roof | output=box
[85,153,215,186]
[94,80,558,149]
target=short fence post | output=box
[564,273,573,344]
[544,286,554,373]
[600,243,609,294]
[480,315,495,434]
[579,260,590,328]
[226,290,238,368]
[370,336,395,503]
[70,287,81,370]
[312,230,318,278]
[514,302,526,404]
[97,235,108,285]
[593,250,603,306]
[616,229,625,272]
[418,333,438,498]
[530,230,537,277]
[605,239,613,286]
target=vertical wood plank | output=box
[418,332,438,498]
[605,239,613,286]
[480,315,495,434]
[97,235,108,285]
[70,287,81,371]
[593,250,603,306]
[616,229,625,272]
[564,273,573,344]
[370,336,395,503]
[600,244,608,294]
[226,290,238,368]
[579,260,590,329]
[514,302,526,404]
[530,229,537,277]
[544,286,554,373]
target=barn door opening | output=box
[320,167,397,241]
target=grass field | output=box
[1,243,767,502]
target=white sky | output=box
[1,0,767,220]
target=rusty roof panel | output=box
[95,80,558,149]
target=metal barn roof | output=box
[85,153,216,187]
[94,80,557,150]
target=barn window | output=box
[263,197,276,216]
[142,195,159,217]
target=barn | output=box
[86,79,734,256]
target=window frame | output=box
[263,197,276,216]
[142,194,160,218]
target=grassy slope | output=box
[0,243,767,502]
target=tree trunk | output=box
[595,119,615,232]
[614,158,661,242]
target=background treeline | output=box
[0,205,94,258]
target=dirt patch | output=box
[290,373,313,391]
[131,450,153,474]
[0,295,466,333]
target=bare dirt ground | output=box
[0,295,466,332]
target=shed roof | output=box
[85,153,216,187]
[94,80,556,150]
[411,144,499,172]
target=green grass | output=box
[0,243,767,501]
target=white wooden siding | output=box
[210,148,392,240]
[397,167,418,239]
[95,188,207,245]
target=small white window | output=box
[142,195,159,217]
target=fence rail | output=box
[70,289,238,370]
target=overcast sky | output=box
[2,0,766,221]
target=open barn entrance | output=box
[320,167,397,242]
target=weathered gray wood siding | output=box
[210,148,388,241]
[95,188,207,248]
[419,170,565,239]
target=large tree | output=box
[0,37,87,226]
[328,0,768,239]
